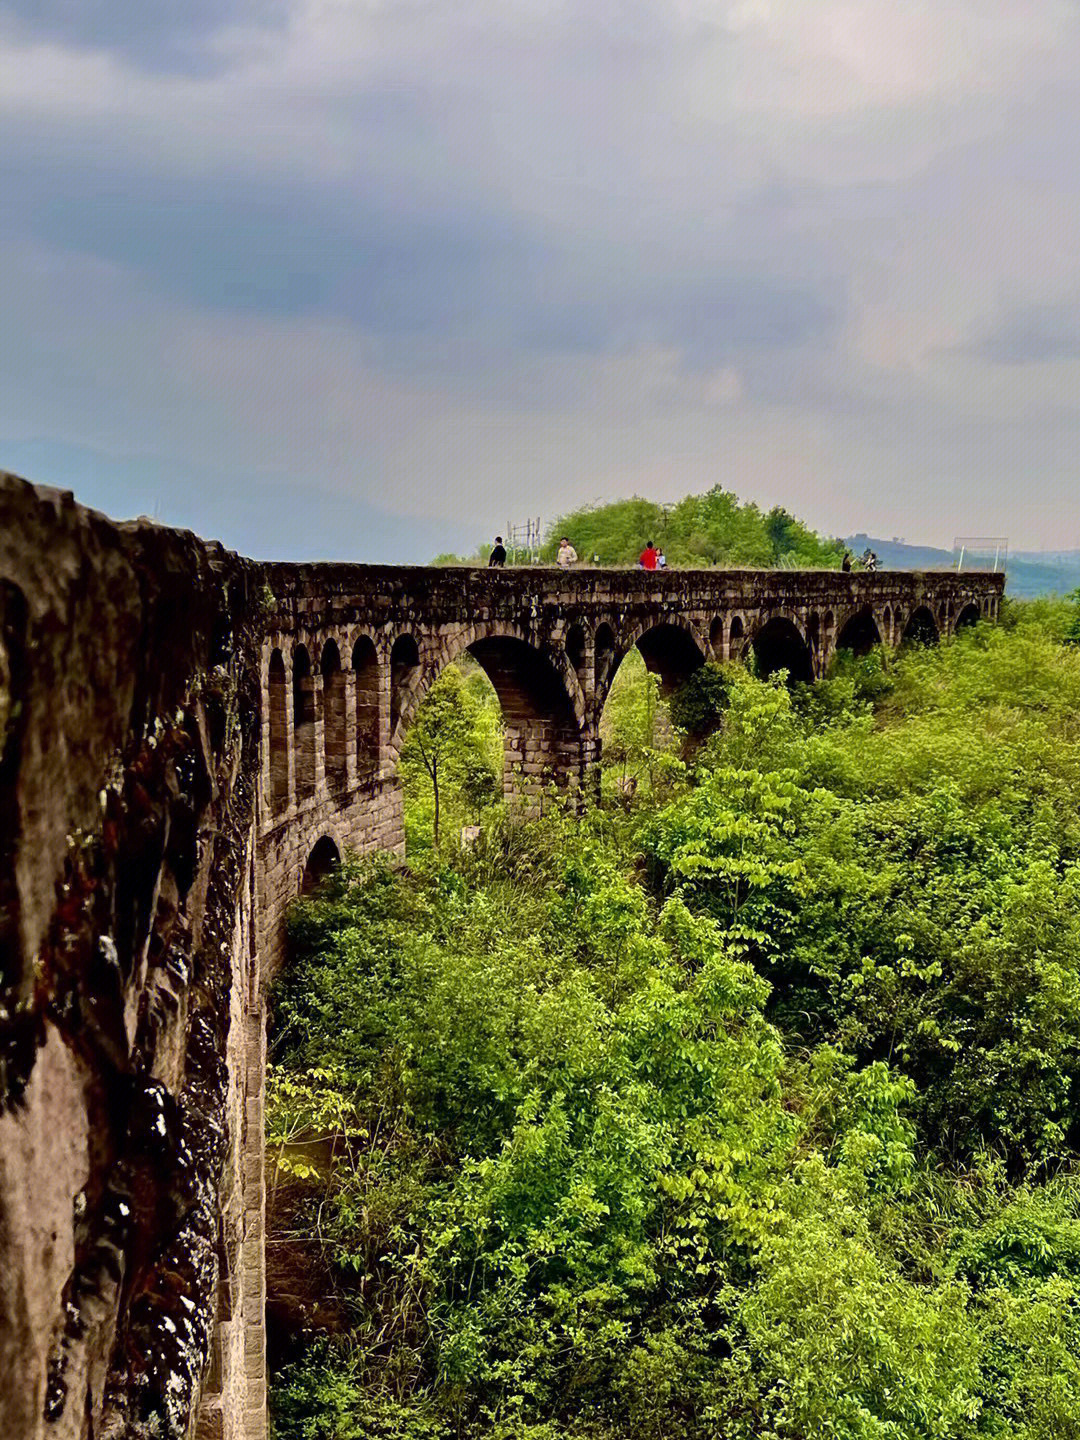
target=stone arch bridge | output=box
[256,559,998,968]
[0,475,1002,1440]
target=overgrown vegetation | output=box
[398,659,503,851]
[269,597,1080,1439]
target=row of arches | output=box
[265,625,583,818]
[738,600,982,683]
[267,636,383,812]
[265,597,989,817]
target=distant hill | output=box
[847,534,1080,599]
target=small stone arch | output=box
[956,602,981,631]
[594,622,618,693]
[389,633,421,733]
[352,634,380,782]
[301,835,340,895]
[751,615,813,684]
[709,615,725,658]
[320,639,347,791]
[267,648,288,813]
[292,643,316,801]
[565,622,587,676]
[806,611,821,669]
[836,607,883,658]
[728,614,745,660]
[902,606,939,647]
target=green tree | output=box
[541,486,843,569]
[399,664,500,846]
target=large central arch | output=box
[391,624,588,802]
[902,606,939,647]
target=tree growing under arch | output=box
[399,664,501,847]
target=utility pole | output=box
[505,517,542,565]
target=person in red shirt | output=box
[639,541,659,570]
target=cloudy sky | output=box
[3,0,1080,560]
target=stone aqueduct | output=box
[0,474,1004,1440]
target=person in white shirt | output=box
[657,548,667,569]
[556,537,579,569]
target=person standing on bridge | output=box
[841,550,852,573]
[639,540,659,570]
[489,536,507,567]
[556,536,579,569]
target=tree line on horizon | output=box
[430,486,844,570]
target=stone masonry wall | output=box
[0,474,262,1440]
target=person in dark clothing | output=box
[489,536,507,567]
[841,550,852,573]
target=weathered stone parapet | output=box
[0,473,262,1440]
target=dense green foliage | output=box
[429,486,843,569]
[540,488,844,568]
[269,598,1080,1439]
[398,661,502,851]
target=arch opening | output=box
[709,615,725,657]
[635,622,706,696]
[806,612,821,668]
[320,640,347,792]
[301,835,340,895]
[594,623,618,692]
[836,608,883,659]
[390,634,421,733]
[468,635,583,798]
[292,644,316,802]
[902,606,939,647]
[268,649,288,812]
[398,656,503,852]
[599,645,675,805]
[751,616,813,684]
[352,636,381,783]
[565,623,587,675]
[395,632,584,847]
[956,602,981,631]
[728,615,745,660]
